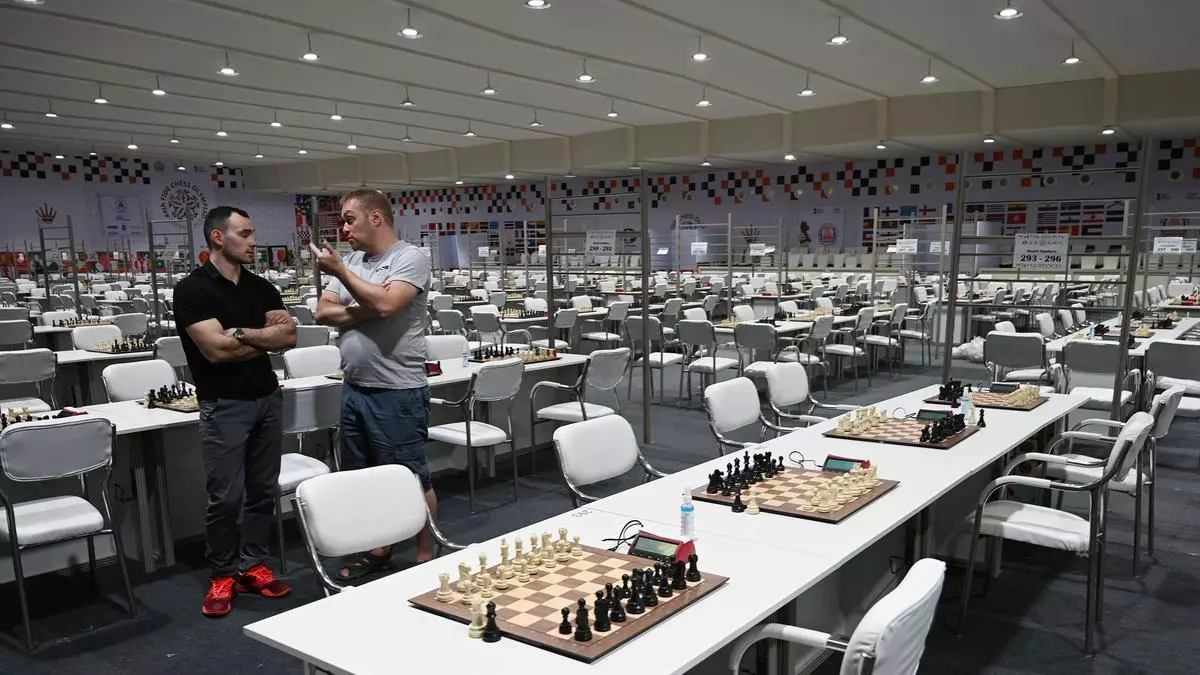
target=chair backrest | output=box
[763,362,812,408]
[471,358,525,402]
[0,319,32,346]
[283,345,342,378]
[1056,309,1076,333]
[734,322,777,353]
[291,305,315,325]
[281,381,342,435]
[732,305,756,322]
[1148,386,1185,441]
[993,320,1016,333]
[0,348,55,384]
[841,558,946,675]
[1073,305,1088,326]
[469,304,499,316]
[816,297,834,309]
[606,301,630,322]
[295,464,428,559]
[436,309,467,334]
[662,298,684,318]
[984,331,1046,371]
[809,314,835,341]
[1062,339,1120,376]
[702,295,719,315]
[469,288,489,301]
[154,336,188,368]
[103,290,128,302]
[111,312,148,337]
[426,334,468,361]
[779,300,799,314]
[553,308,578,329]
[472,310,502,336]
[1146,340,1200,382]
[677,319,716,349]
[585,348,630,391]
[72,324,121,349]
[1033,312,1056,339]
[431,294,453,311]
[488,291,508,308]
[102,359,178,402]
[570,295,592,309]
[854,306,876,331]
[626,316,666,346]
[0,416,115,482]
[704,377,761,436]
[553,415,639,488]
[1106,411,1155,478]
[524,297,548,312]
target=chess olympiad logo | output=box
[669,212,704,231]
[159,180,208,224]
[35,203,57,224]
[817,223,839,246]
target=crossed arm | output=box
[184,309,297,364]
[315,279,420,327]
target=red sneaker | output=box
[235,564,292,598]
[201,576,236,617]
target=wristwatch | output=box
[232,327,248,344]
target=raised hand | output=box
[308,241,345,276]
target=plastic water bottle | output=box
[461,347,470,368]
[680,490,696,541]
[960,388,972,419]
[1087,323,1096,340]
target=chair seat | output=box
[685,356,738,373]
[581,332,622,342]
[897,329,928,340]
[535,402,616,423]
[278,453,331,494]
[970,314,997,322]
[743,361,774,378]
[0,496,104,546]
[661,327,676,337]
[428,421,509,446]
[1070,387,1133,409]
[1005,368,1050,382]
[823,344,865,357]
[777,351,823,365]
[529,339,571,350]
[862,335,899,348]
[976,499,1090,552]
[1045,454,1147,493]
[1174,395,1200,418]
[1157,375,1200,395]
[635,352,684,367]
[0,397,52,414]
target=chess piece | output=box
[478,552,488,578]
[572,535,583,557]
[493,570,511,591]
[436,572,454,602]
[478,573,494,599]
[731,488,747,513]
[978,409,987,428]
[558,607,572,635]
[573,599,594,641]
[515,559,529,583]
[685,554,702,583]
[468,599,485,639]
[542,544,557,570]
[625,576,645,614]
[745,487,760,515]
[514,537,524,561]
[619,574,631,599]
[608,588,627,623]
[706,470,723,494]
[482,602,502,643]
[671,560,688,590]
[593,591,611,631]
[642,573,658,607]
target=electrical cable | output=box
[602,519,643,551]
[786,450,820,469]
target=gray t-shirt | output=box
[325,240,430,389]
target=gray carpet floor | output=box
[1,355,1197,674]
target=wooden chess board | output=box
[409,544,727,663]
[325,370,344,381]
[469,353,561,364]
[822,417,980,449]
[139,396,199,413]
[86,340,151,355]
[923,390,1049,411]
[691,467,898,524]
[500,310,547,319]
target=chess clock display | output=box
[627,531,696,565]
[822,454,869,473]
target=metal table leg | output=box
[129,437,159,573]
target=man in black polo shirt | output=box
[174,206,297,618]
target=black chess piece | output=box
[620,574,631,599]
[978,409,987,428]
[706,470,723,494]
[720,475,732,497]
[731,488,746,513]
[920,425,930,443]
[593,591,611,631]
[733,458,740,476]
[671,560,688,590]
[641,573,658,607]
[608,590,627,623]
[558,607,572,635]
[482,602,502,643]
[777,457,785,473]
[574,598,592,642]
[657,573,673,598]
[685,553,701,583]
[625,579,645,615]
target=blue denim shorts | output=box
[339,383,432,490]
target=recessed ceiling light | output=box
[177,165,187,171]
[695,86,712,107]
[920,59,938,85]
[505,173,515,180]
[302,32,319,61]
[692,35,709,62]
[89,150,97,157]
[1063,41,1080,65]
[606,99,620,118]
[524,0,550,9]
[1100,126,1116,135]
[455,179,464,185]
[983,135,996,144]
[876,141,888,150]
[398,8,422,39]
[126,143,137,150]
[169,129,180,144]
[14,0,46,5]
[151,75,166,96]
[827,16,849,46]
[44,99,57,118]
[784,152,797,161]
[254,151,264,159]
[330,103,343,121]
[219,51,239,77]
[347,136,357,150]
[798,74,815,97]
[93,83,108,104]
[0,117,12,130]
[216,128,228,137]
[699,159,712,167]
[564,172,576,178]
[401,86,415,107]
[994,1,1022,19]
[529,110,543,127]
[481,72,497,96]
[576,58,596,84]
[298,148,308,155]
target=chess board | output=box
[690,467,899,524]
[923,390,1049,411]
[326,370,344,381]
[139,396,199,413]
[822,417,980,449]
[409,544,728,663]
[86,339,152,355]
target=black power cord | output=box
[602,519,644,552]
[786,451,820,469]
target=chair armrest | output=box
[811,399,858,413]
[1057,430,1118,444]
[529,380,577,408]
[1071,418,1126,432]
[728,623,835,674]
[1004,451,1102,475]
[776,411,828,426]
[430,394,469,408]
[761,416,802,435]
[979,475,1082,504]
[637,451,669,479]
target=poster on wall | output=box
[803,207,845,249]
[690,241,708,255]
[99,196,145,237]
[1153,237,1184,253]
[1014,233,1069,271]
[585,230,616,255]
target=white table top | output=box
[33,325,73,334]
[55,349,153,365]
[714,320,811,335]
[244,508,832,675]
[1046,317,1199,356]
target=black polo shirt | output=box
[173,261,284,401]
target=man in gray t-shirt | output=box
[312,189,439,575]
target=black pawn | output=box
[978,410,987,428]
[482,602,502,643]
[642,573,658,607]
[558,607,572,635]
[720,476,732,497]
[620,573,631,599]
[685,553,701,583]
[657,573,673,598]
[731,488,746,513]
[574,598,592,642]
[672,560,688,590]
[593,591,611,632]
[625,579,645,615]
[609,590,627,623]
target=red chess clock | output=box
[627,531,696,565]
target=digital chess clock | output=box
[822,454,870,473]
[916,408,953,421]
[987,382,1019,394]
[627,531,696,565]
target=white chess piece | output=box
[459,579,476,605]
[456,562,471,593]
[572,535,583,557]
[436,572,454,602]
[514,537,524,561]
[745,487,760,515]
[478,552,488,578]
[500,539,514,579]
[479,573,494,599]
[515,559,530,583]
[468,600,484,639]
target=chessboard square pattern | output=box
[691,467,899,523]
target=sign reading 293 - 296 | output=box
[1013,233,1069,271]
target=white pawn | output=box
[515,538,524,561]
[571,535,583,558]
[515,559,530,583]
[459,579,476,605]
[468,600,484,639]
[479,573,494,599]
[436,572,454,602]
[542,544,558,570]
[745,487,760,515]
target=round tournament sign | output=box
[159,180,209,224]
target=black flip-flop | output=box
[337,550,393,581]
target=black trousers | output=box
[199,389,282,578]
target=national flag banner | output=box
[986,203,1007,214]
[1006,213,1027,225]
[1037,204,1059,224]
[1060,211,1081,225]
[899,205,918,217]
[986,212,1006,223]
[1106,201,1125,222]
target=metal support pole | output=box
[147,210,161,332]
[544,178,555,337]
[1112,138,1153,418]
[309,197,322,292]
[940,156,969,382]
[726,214,734,318]
[777,217,785,288]
[68,215,81,309]
[639,170,652,445]
[675,214,682,287]
[869,208,880,300]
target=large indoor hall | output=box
[0,1,1198,673]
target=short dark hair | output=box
[203,206,250,248]
[341,189,394,225]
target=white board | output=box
[1183,239,1197,253]
[749,243,767,257]
[895,238,919,254]
[477,246,490,258]
[690,241,708,255]
[655,248,669,255]
[1013,233,1068,271]
[98,195,144,237]
[537,244,546,256]
[1154,236,1184,254]
[585,230,616,255]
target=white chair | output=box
[276,381,339,573]
[110,312,148,337]
[530,348,629,474]
[428,358,525,513]
[861,303,907,379]
[822,307,874,390]
[0,319,32,349]
[530,308,577,351]
[102,359,177,402]
[523,297,548,313]
[0,349,57,413]
[678,319,739,403]
[291,305,316,326]
[294,465,462,596]
[71,324,122,350]
[295,324,333,348]
[898,302,935,368]
[154,336,189,382]
[958,412,1155,654]
[626,316,684,405]
[731,305,756,322]
[1062,341,1140,419]
[283,345,341,378]
[0,416,138,650]
[730,558,945,675]
[436,309,493,350]
[702,377,795,454]
[993,320,1017,334]
[984,331,1054,385]
[552,415,666,506]
[762,362,857,431]
[733,322,781,381]
[581,301,628,350]
[426,334,468,362]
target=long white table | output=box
[1046,317,1199,357]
